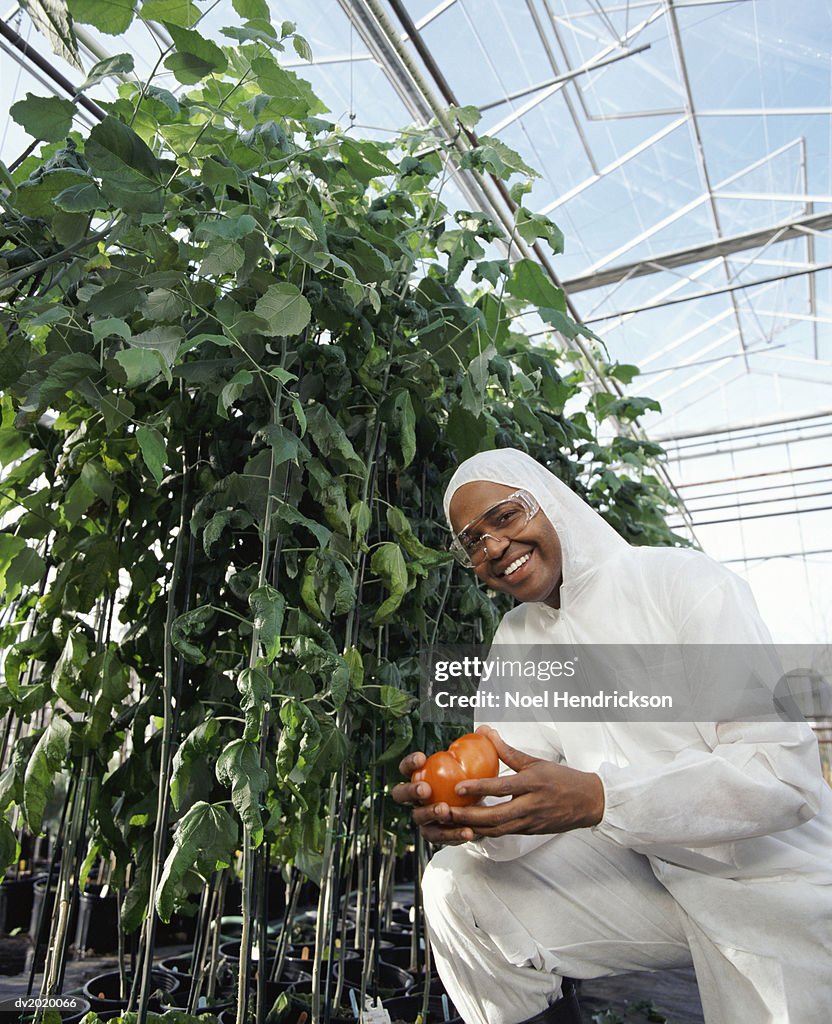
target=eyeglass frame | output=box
[449,488,541,568]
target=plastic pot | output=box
[82,968,181,1012]
[74,883,118,954]
[0,875,36,934]
[380,946,421,972]
[0,934,30,976]
[334,958,414,997]
[384,992,462,1023]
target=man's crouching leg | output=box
[421,843,580,1024]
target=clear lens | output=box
[449,490,539,567]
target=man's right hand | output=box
[390,751,478,846]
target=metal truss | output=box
[561,211,832,293]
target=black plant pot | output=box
[155,911,197,945]
[380,945,421,972]
[285,995,355,1024]
[384,992,462,1023]
[0,934,30,976]
[82,968,181,1012]
[213,971,312,1024]
[28,876,77,968]
[74,883,119,954]
[0,875,37,934]
[334,958,414,998]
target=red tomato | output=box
[412,732,499,807]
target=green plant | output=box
[0,1,685,1019]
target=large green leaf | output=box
[386,389,416,468]
[52,628,90,712]
[254,425,307,467]
[170,605,215,664]
[136,425,168,485]
[270,503,331,549]
[253,283,311,337]
[10,94,76,142]
[386,507,451,568]
[67,0,136,34]
[164,24,228,84]
[24,716,72,832]
[506,258,566,312]
[248,586,285,666]
[0,331,31,391]
[139,0,199,26]
[370,542,408,624]
[79,52,135,90]
[53,179,105,212]
[339,139,396,185]
[200,240,245,276]
[232,0,268,19]
[216,739,269,845]
[85,649,130,747]
[236,666,271,740]
[305,403,364,474]
[84,116,163,214]
[250,56,328,118]
[16,169,87,221]
[171,720,220,810]
[156,802,237,921]
[0,819,20,883]
[114,348,166,387]
[20,0,82,69]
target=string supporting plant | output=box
[0,0,686,1021]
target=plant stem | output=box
[236,394,280,1024]
[0,219,122,292]
[134,466,190,1022]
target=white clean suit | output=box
[422,449,832,1024]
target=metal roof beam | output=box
[563,210,832,293]
[583,260,832,323]
[653,408,832,442]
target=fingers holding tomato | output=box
[410,732,499,809]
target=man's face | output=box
[449,481,563,608]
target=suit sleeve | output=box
[593,564,824,849]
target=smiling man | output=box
[448,482,563,607]
[392,448,832,1024]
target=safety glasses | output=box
[449,489,540,568]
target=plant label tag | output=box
[361,997,391,1023]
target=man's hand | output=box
[391,751,477,845]
[390,726,605,845]
[441,726,606,838]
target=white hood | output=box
[443,447,629,603]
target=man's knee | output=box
[422,844,484,931]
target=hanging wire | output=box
[0,9,27,157]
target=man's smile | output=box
[494,548,534,579]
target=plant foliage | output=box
[0,0,684,945]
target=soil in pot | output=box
[82,968,181,1012]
